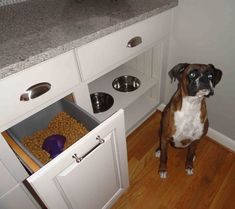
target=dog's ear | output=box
[168,63,189,82]
[208,64,222,87]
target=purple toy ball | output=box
[42,134,66,159]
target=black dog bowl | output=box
[90,92,114,113]
[112,75,141,92]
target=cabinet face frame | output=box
[0,133,29,183]
[0,160,18,197]
[27,109,128,209]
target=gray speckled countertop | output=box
[0,0,178,80]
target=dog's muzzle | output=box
[189,75,214,97]
[198,76,214,97]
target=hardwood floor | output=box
[111,111,235,209]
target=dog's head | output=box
[169,63,222,97]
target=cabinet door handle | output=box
[72,136,105,163]
[72,154,83,163]
[20,82,51,101]
[127,36,142,48]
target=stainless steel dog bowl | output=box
[90,92,114,113]
[112,75,141,92]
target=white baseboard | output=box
[157,103,166,111]
[157,103,235,152]
[207,128,235,152]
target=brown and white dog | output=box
[156,63,222,179]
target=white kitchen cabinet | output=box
[0,184,39,209]
[26,109,128,209]
[0,50,129,208]
[0,6,173,208]
[0,161,18,197]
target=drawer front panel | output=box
[0,51,80,129]
[76,10,171,81]
[56,133,119,209]
[27,110,127,209]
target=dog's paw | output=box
[155,149,161,158]
[185,168,194,175]
[159,171,167,179]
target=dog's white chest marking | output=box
[172,96,204,148]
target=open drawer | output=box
[4,100,128,209]
[5,99,99,172]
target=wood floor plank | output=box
[208,162,235,209]
[112,111,235,209]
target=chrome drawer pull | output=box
[72,136,105,163]
[127,36,142,48]
[96,135,105,144]
[72,154,82,163]
[20,82,51,101]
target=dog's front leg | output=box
[159,138,169,179]
[185,140,198,175]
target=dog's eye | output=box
[207,74,213,80]
[188,72,196,79]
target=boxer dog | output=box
[156,63,222,179]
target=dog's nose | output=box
[199,75,212,91]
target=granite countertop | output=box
[0,0,178,80]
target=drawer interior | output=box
[5,98,99,173]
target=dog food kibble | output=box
[22,112,89,164]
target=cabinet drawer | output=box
[26,109,128,209]
[4,104,127,208]
[0,51,80,129]
[6,99,99,172]
[76,10,171,82]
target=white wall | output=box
[165,0,235,140]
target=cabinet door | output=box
[0,184,39,209]
[0,161,17,197]
[27,109,129,209]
